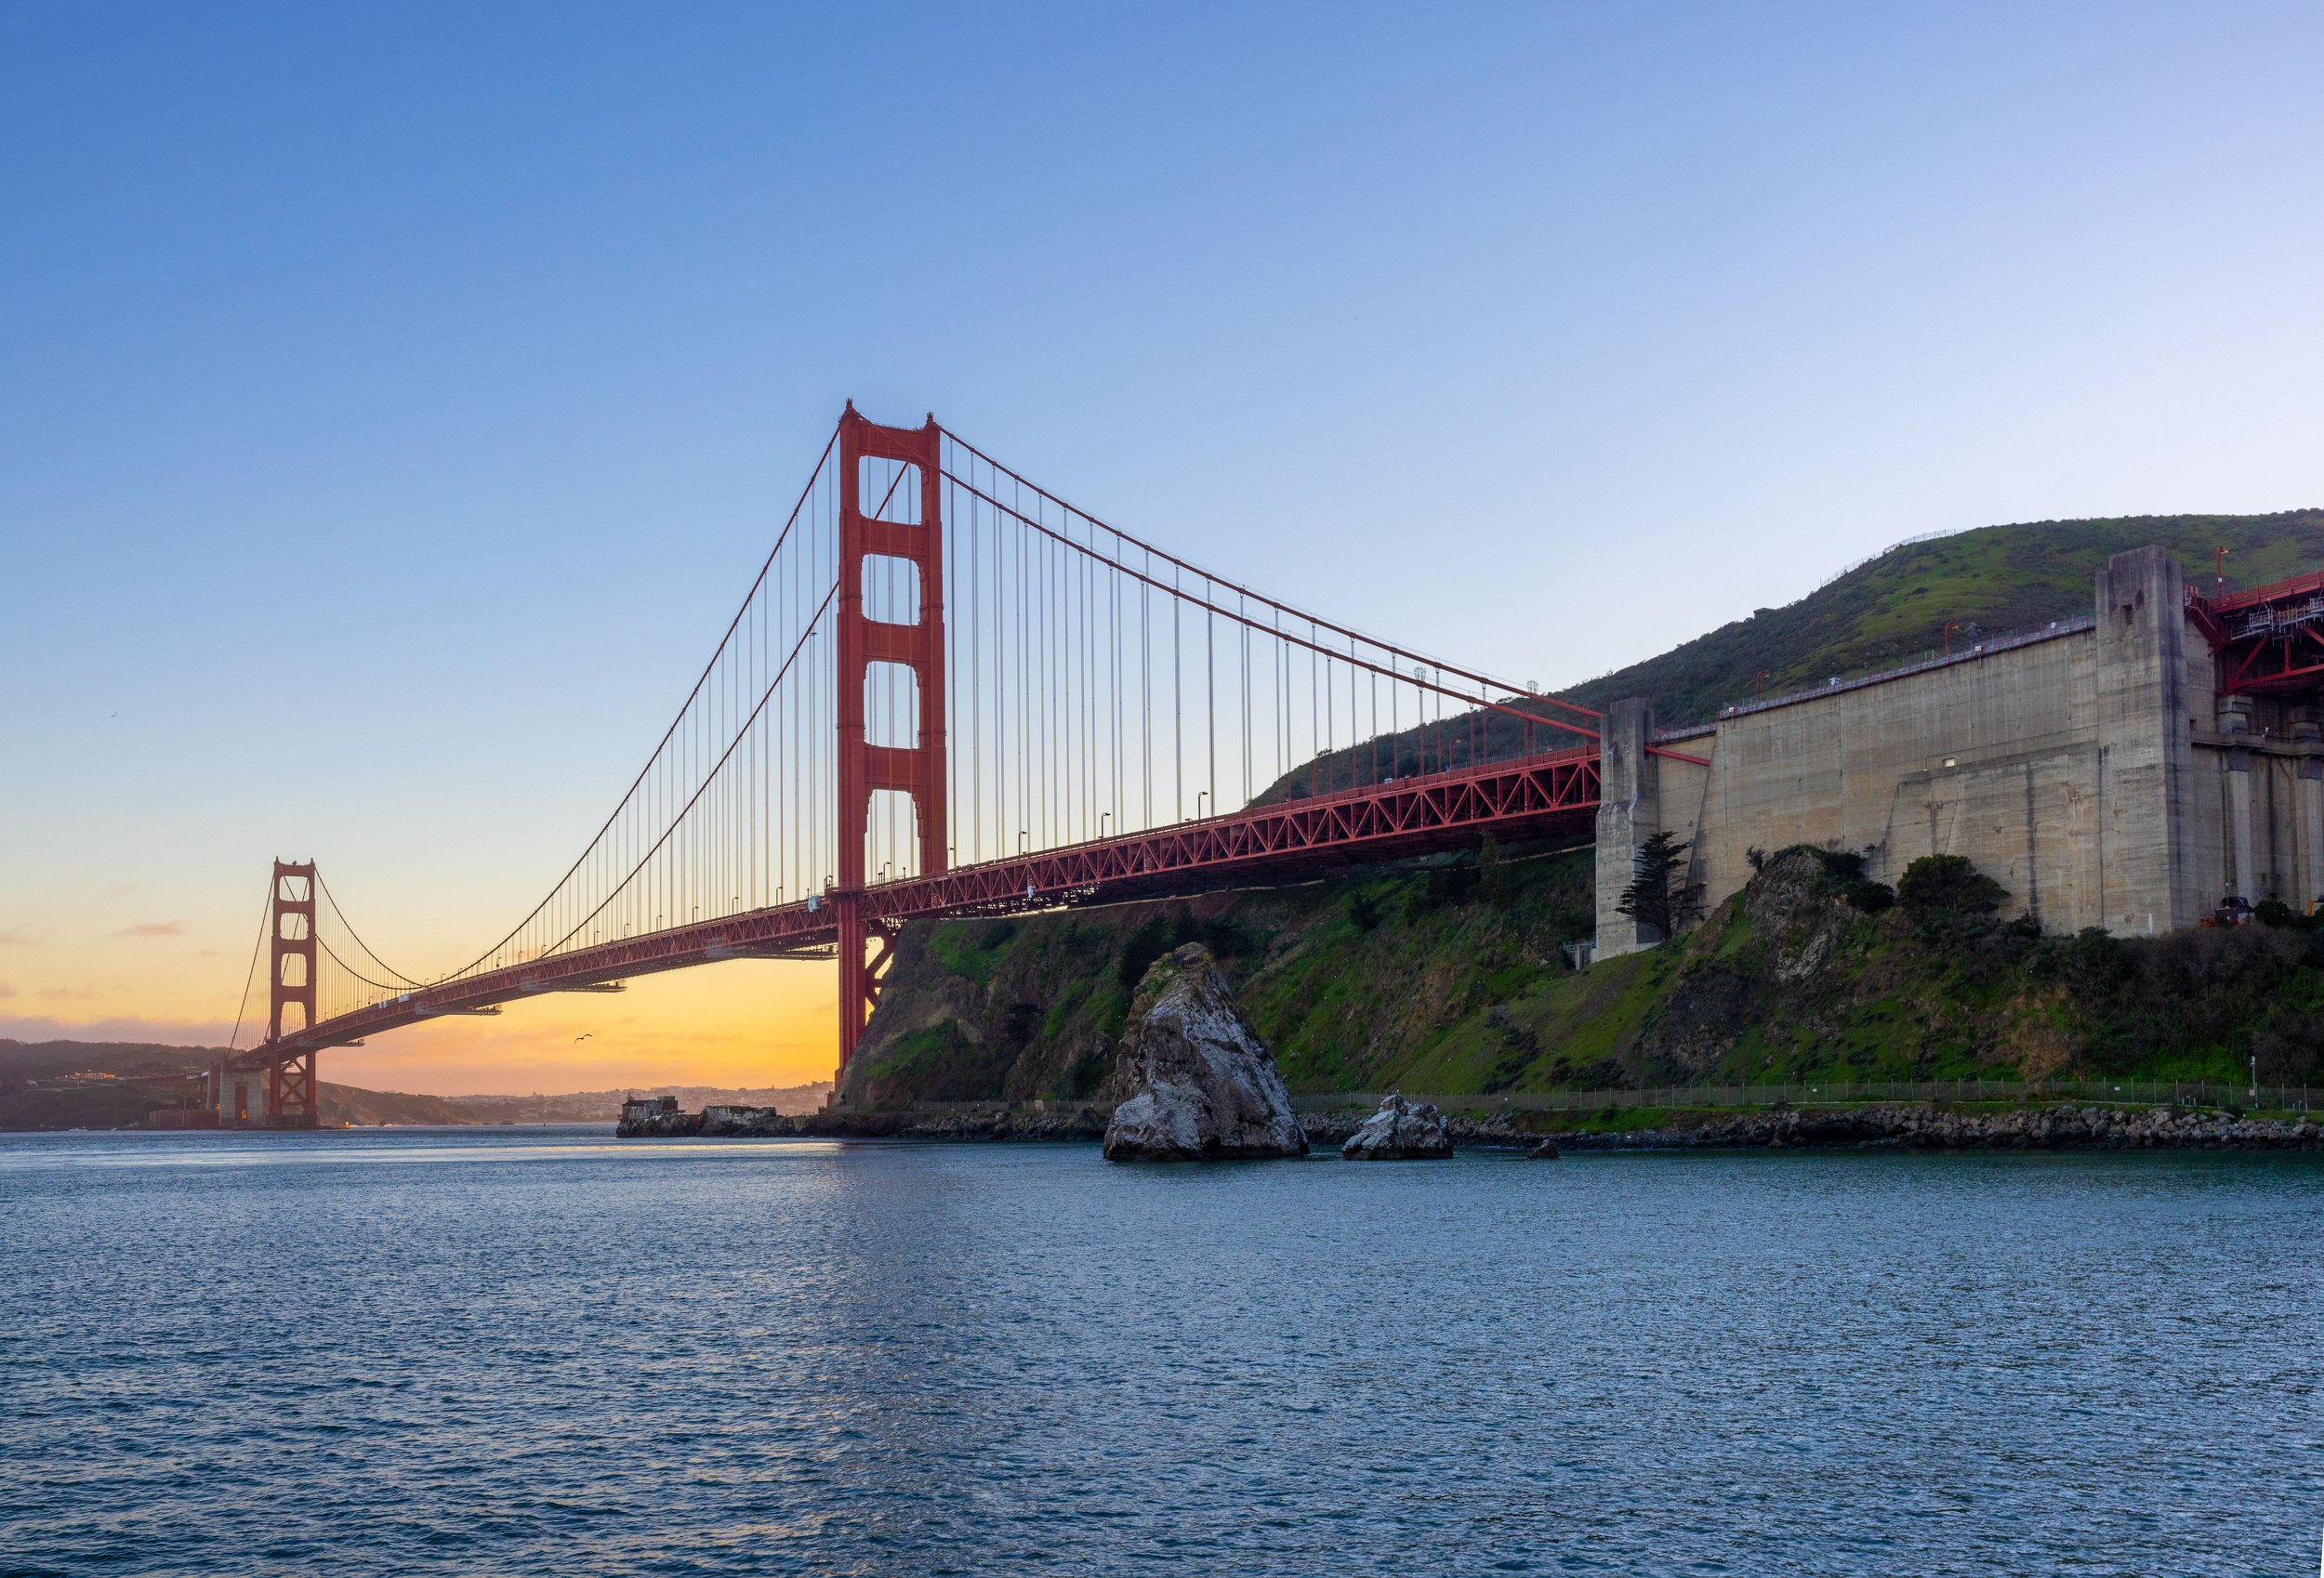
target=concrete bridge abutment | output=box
[1582,543,2259,955]
[1593,698,1658,958]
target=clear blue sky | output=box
[4,2,2319,1077]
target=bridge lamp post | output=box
[1196,791,1210,820]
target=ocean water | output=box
[2,1130,2319,1576]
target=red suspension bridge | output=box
[213,406,1701,1126]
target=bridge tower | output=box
[834,406,947,1069]
[265,860,320,1126]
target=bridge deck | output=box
[254,744,1599,1064]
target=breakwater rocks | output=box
[1296,1110,1537,1148]
[1554,1103,2324,1151]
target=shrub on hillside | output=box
[1896,854,2007,916]
[2062,926,2132,992]
[1814,848,1867,884]
[1845,879,1894,914]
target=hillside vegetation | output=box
[842,845,2324,1109]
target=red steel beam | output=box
[248,744,1602,1067]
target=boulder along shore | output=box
[619,1100,2323,1150]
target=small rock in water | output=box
[1526,1137,1561,1160]
[1339,1093,1453,1160]
[1103,943,1308,1162]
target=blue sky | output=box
[3,2,2319,1085]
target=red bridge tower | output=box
[834,407,947,1068]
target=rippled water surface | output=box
[4,1129,2321,1575]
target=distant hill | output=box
[1265,508,2324,801]
[0,1041,829,1130]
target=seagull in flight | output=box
[574,1033,592,1043]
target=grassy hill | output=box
[1267,508,2324,800]
[841,844,2324,1109]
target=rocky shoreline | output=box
[618,1099,2323,1151]
[1550,1103,2324,1151]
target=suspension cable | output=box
[938,426,1598,719]
[225,882,271,1051]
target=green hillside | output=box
[841,845,2324,1110]
[1266,509,2324,801]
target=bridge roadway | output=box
[258,743,1601,1062]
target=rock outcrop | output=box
[1339,1093,1452,1159]
[1103,943,1308,1162]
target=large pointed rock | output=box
[1339,1093,1453,1160]
[1103,943,1308,1162]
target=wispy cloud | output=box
[0,930,40,947]
[34,983,126,1002]
[0,981,15,1001]
[118,920,184,938]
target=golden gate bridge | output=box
[212,404,1706,1125]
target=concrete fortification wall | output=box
[1593,546,2324,956]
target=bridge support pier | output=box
[2295,710,2324,911]
[1594,699,1660,958]
[2219,697,2257,905]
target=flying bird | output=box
[574,1033,592,1042]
